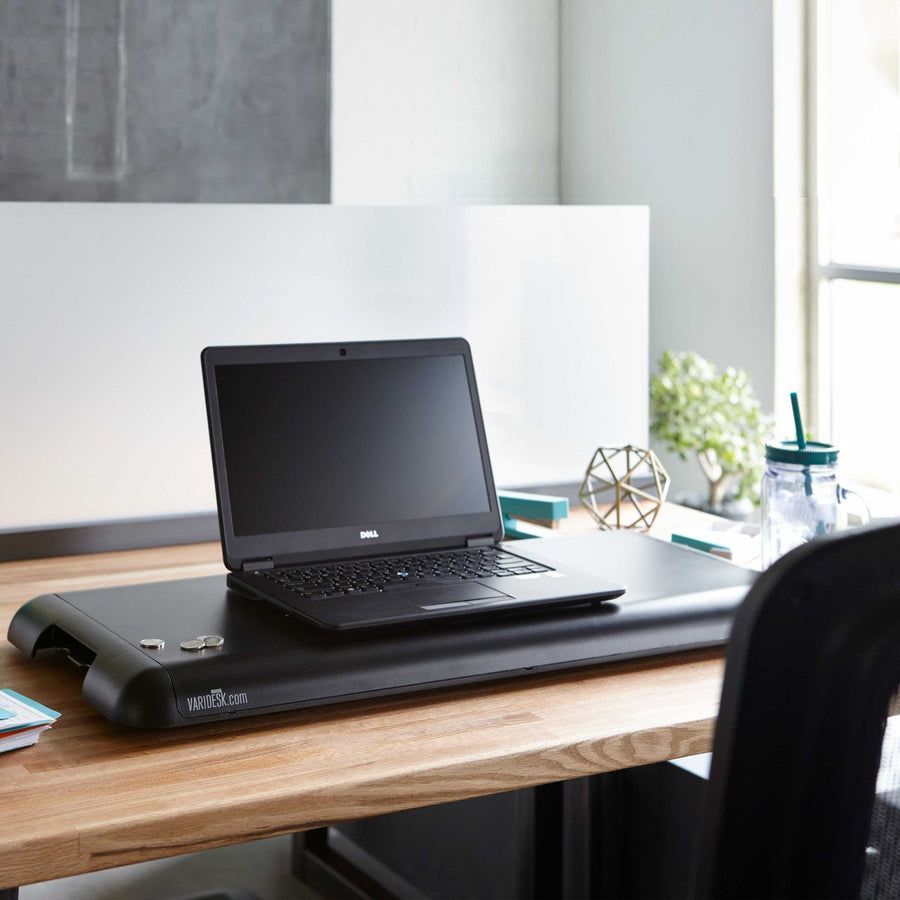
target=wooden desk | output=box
[0,511,730,892]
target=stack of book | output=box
[0,688,61,753]
[670,521,761,569]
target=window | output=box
[814,0,900,492]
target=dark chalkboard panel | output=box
[0,0,330,202]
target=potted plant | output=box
[649,351,773,510]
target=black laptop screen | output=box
[215,354,492,537]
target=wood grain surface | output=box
[0,526,726,889]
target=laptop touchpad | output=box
[403,583,512,610]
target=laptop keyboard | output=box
[256,547,552,601]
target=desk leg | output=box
[534,779,603,899]
[292,784,590,900]
[293,828,426,899]
[533,782,564,898]
[294,829,359,899]
[293,829,375,899]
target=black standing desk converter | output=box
[8,531,755,729]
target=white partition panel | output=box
[0,204,647,529]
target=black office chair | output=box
[692,521,900,899]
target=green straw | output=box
[790,392,820,519]
[790,392,807,449]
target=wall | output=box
[0,204,647,530]
[1,0,780,528]
[331,0,778,495]
[560,0,776,494]
[0,0,331,202]
[1,0,574,534]
[331,0,559,204]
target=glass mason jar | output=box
[760,440,870,569]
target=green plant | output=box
[649,350,773,508]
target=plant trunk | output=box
[697,448,730,509]
[707,474,730,509]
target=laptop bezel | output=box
[202,338,504,571]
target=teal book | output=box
[0,688,61,752]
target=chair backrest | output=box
[692,521,900,899]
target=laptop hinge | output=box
[466,536,494,548]
[242,558,275,572]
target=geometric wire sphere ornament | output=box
[579,445,670,532]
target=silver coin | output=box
[180,639,206,651]
[139,638,165,650]
[197,634,224,649]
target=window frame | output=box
[808,0,900,462]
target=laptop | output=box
[201,338,625,630]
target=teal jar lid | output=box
[765,440,839,465]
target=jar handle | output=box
[837,486,871,527]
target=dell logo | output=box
[360,529,380,540]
